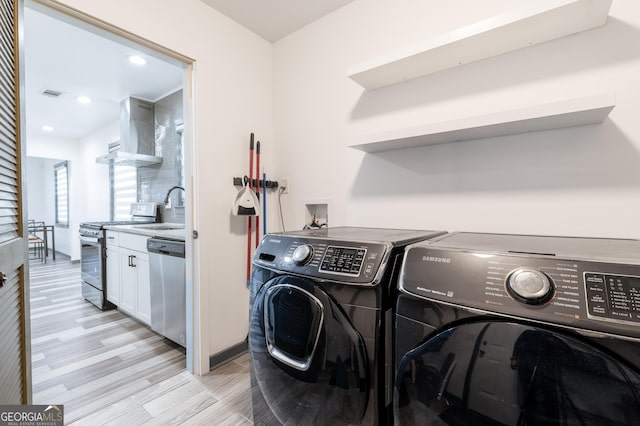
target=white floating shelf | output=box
[348,0,612,90]
[349,93,615,153]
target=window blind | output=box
[111,165,137,220]
[54,161,68,226]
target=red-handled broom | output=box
[247,134,254,286]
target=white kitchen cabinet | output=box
[105,232,120,305]
[119,247,150,324]
[109,231,152,325]
[119,249,136,315]
[135,253,151,324]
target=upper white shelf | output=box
[349,93,615,153]
[348,0,613,90]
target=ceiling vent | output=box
[42,89,63,98]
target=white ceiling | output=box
[24,2,353,141]
[24,7,184,141]
[200,0,354,42]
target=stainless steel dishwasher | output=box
[147,237,186,347]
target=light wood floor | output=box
[29,257,252,425]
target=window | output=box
[110,163,137,221]
[108,142,138,221]
[54,161,69,227]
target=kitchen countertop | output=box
[103,223,186,241]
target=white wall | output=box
[27,134,83,259]
[79,121,116,222]
[26,122,115,260]
[25,157,57,253]
[26,157,56,225]
[48,0,273,365]
[272,0,640,239]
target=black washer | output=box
[249,226,445,425]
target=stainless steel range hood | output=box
[96,97,162,167]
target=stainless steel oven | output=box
[79,233,110,309]
[79,202,157,310]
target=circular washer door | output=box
[394,321,640,425]
[249,275,369,425]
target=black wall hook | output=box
[233,176,279,189]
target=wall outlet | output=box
[279,177,289,194]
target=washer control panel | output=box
[585,273,640,324]
[320,246,367,275]
[400,246,640,339]
[253,235,388,285]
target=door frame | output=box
[19,0,31,403]
[24,0,206,375]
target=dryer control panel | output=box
[400,245,640,339]
[253,235,390,285]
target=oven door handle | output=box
[80,236,102,245]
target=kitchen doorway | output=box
[24,0,199,387]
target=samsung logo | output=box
[422,256,451,263]
[270,239,282,244]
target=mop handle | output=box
[255,141,260,248]
[246,134,254,285]
[263,171,267,235]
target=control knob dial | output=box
[292,244,314,265]
[506,268,554,305]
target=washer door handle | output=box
[267,345,312,370]
[263,284,324,372]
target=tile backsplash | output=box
[138,89,184,223]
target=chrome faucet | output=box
[163,186,185,206]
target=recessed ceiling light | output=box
[42,125,54,132]
[128,55,146,65]
[77,96,92,104]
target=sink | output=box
[136,224,185,230]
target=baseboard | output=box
[209,339,248,370]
